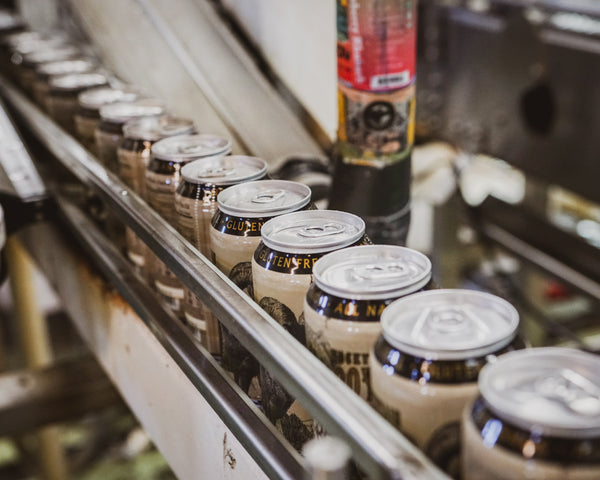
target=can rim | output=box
[122,115,196,142]
[36,58,97,78]
[98,99,166,124]
[381,289,519,360]
[216,180,311,218]
[313,245,432,300]
[48,72,107,92]
[181,155,267,185]
[479,347,600,438]
[151,134,232,161]
[78,86,141,111]
[22,45,80,66]
[261,210,365,254]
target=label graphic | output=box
[337,0,417,92]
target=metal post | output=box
[6,238,68,480]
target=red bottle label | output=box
[337,0,417,92]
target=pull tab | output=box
[533,370,600,416]
[179,144,206,155]
[179,139,222,155]
[252,189,285,204]
[162,123,184,133]
[297,222,346,238]
[350,262,410,282]
[428,307,469,334]
[198,167,234,178]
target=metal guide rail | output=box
[0,76,449,480]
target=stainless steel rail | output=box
[0,77,448,480]
[54,194,305,480]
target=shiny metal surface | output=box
[0,77,449,480]
[54,194,303,480]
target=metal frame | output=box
[0,77,448,480]
[54,195,305,480]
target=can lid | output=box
[181,155,267,186]
[36,58,97,78]
[313,245,432,300]
[479,348,600,438]
[123,115,196,142]
[217,180,311,218]
[21,45,80,66]
[48,72,107,92]
[381,289,519,360]
[99,99,166,124]
[78,86,141,111]
[151,134,231,162]
[261,210,365,254]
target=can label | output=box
[125,227,146,268]
[462,402,600,480]
[175,192,218,256]
[145,170,182,225]
[75,115,99,154]
[260,366,316,449]
[183,288,221,355]
[337,84,415,164]
[95,129,120,171]
[148,254,184,315]
[254,244,321,275]
[117,145,151,197]
[305,310,380,401]
[370,354,477,472]
[337,0,416,92]
[47,96,78,133]
[174,186,224,354]
[211,213,266,237]
[304,285,393,401]
[305,286,391,322]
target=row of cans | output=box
[304,246,600,479]
[6,16,599,480]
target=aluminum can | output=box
[145,134,231,316]
[253,209,369,448]
[33,58,98,109]
[174,155,267,353]
[96,99,165,171]
[119,115,196,274]
[46,72,108,134]
[370,289,521,476]
[211,180,312,396]
[463,348,600,480]
[304,245,433,401]
[75,86,141,154]
[3,32,69,80]
[16,44,80,95]
[211,180,313,278]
